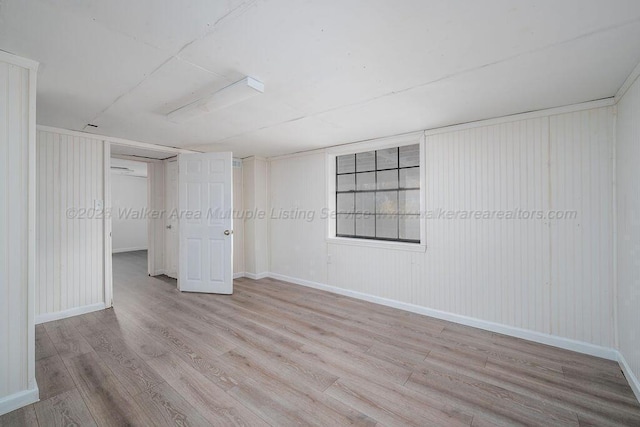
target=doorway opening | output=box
[108,143,180,307]
[110,158,150,294]
[105,143,236,307]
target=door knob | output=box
[166,224,172,229]
[224,229,233,235]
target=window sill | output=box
[326,236,426,252]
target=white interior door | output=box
[164,159,178,279]
[178,152,233,294]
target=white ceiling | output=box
[2,0,640,158]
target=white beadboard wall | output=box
[36,130,105,321]
[0,53,38,415]
[407,118,552,333]
[270,152,328,285]
[269,105,616,349]
[616,74,640,394]
[549,109,614,346]
[148,160,165,276]
[242,158,256,274]
[233,162,245,275]
[243,157,269,277]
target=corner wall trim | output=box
[0,385,39,416]
[615,60,640,102]
[618,351,640,403]
[244,272,269,280]
[112,247,149,254]
[35,302,106,325]
[268,272,619,361]
[37,125,200,155]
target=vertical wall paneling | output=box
[94,142,100,303]
[270,152,328,285]
[104,143,112,307]
[243,157,269,277]
[147,160,165,276]
[616,73,640,399]
[414,118,551,333]
[255,158,270,275]
[35,130,105,322]
[233,160,245,275]
[268,106,616,350]
[26,56,37,399]
[0,51,38,416]
[550,108,614,347]
[243,158,255,274]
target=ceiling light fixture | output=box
[167,76,264,123]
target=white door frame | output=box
[164,159,179,279]
[108,153,164,269]
[103,141,198,308]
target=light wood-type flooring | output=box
[2,250,640,426]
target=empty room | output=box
[2,1,640,426]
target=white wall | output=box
[243,157,269,277]
[233,161,245,275]
[36,130,105,322]
[147,160,165,276]
[269,104,616,350]
[616,73,640,397]
[549,109,614,345]
[111,172,148,253]
[270,151,328,284]
[0,52,38,415]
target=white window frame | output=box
[326,132,426,252]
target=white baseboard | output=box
[36,302,106,324]
[244,272,269,280]
[112,246,148,254]
[268,272,618,361]
[618,351,640,403]
[150,269,166,276]
[0,386,39,416]
[233,272,245,279]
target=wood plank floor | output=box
[3,250,640,426]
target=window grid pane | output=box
[337,213,355,236]
[356,151,375,172]
[399,215,420,240]
[376,190,398,214]
[399,144,420,167]
[400,167,419,189]
[355,193,375,214]
[337,193,354,213]
[399,190,420,214]
[376,214,398,239]
[355,214,375,237]
[356,172,376,191]
[337,154,355,174]
[337,174,355,191]
[377,148,398,170]
[377,170,398,190]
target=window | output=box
[335,144,420,243]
